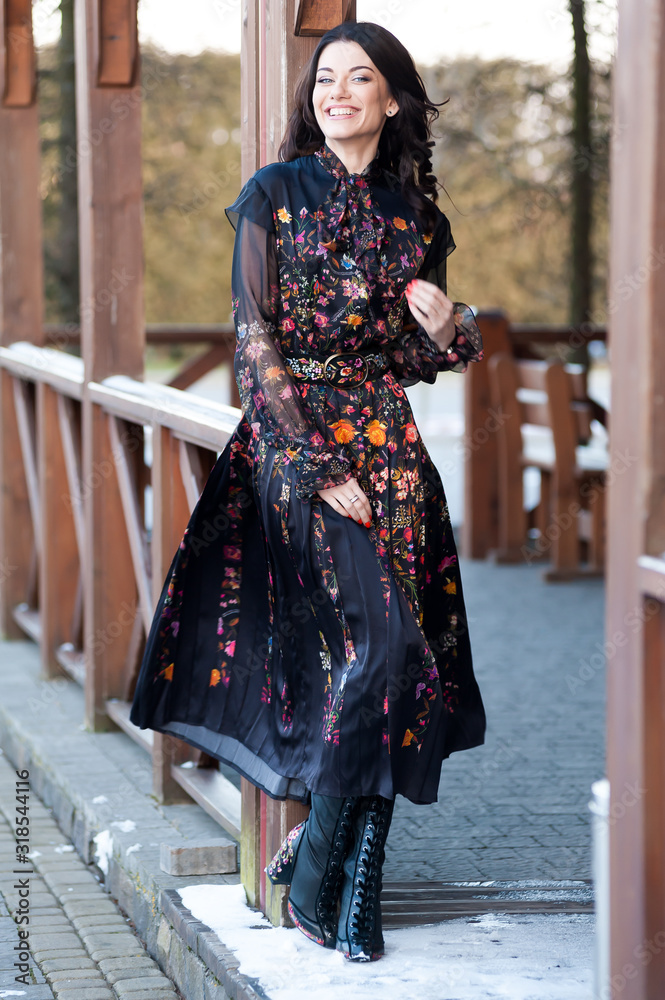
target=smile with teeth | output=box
[327,107,359,117]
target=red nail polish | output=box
[365,520,372,528]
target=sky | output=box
[33,0,617,69]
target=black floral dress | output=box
[130,142,486,805]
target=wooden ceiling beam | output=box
[0,0,36,108]
[294,0,356,37]
[93,0,138,87]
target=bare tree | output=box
[568,0,593,363]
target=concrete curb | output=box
[158,891,267,1000]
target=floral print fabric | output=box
[129,142,486,805]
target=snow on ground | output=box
[179,884,594,1000]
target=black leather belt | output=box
[284,349,389,388]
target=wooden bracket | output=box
[93,0,138,87]
[294,0,356,37]
[0,0,36,108]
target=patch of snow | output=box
[179,884,594,1000]
[92,795,108,804]
[92,829,113,875]
[26,850,41,859]
[0,992,27,997]
[125,843,142,855]
[111,819,137,832]
[54,844,75,854]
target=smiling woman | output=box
[311,48,400,171]
[130,19,486,965]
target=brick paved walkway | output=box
[384,558,606,882]
[0,752,182,1000]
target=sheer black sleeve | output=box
[384,212,484,387]
[227,182,353,500]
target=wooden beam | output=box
[74,0,145,729]
[462,311,510,559]
[241,778,261,907]
[93,0,138,87]
[107,415,151,634]
[167,344,232,392]
[1,0,36,107]
[38,383,79,679]
[240,0,260,179]
[150,423,195,803]
[74,0,144,386]
[0,4,43,347]
[263,796,309,926]
[263,0,320,162]
[294,0,356,36]
[606,2,665,996]
[643,599,665,999]
[12,378,40,553]
[84,404,141,728]
[0,370,34,636]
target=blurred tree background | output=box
[426,51,612,325]
[37,2,614,339]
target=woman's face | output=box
[312,41,399,148]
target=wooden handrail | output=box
[509,322,607,345]
[89,375,240,448]
[0,342,84,397]
[44,323,236,345]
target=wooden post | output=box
[462,311,511,560]
[74,0,145,729]
[487,351,526,563]
[151,424,193,803]
[606,1,665,996]
[241,778,261,907]
[37,383,80,677]
[0,0,43,638]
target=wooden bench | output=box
[489,353,609,581]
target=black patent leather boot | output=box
[286,794,357,948]
[336,794,395,961]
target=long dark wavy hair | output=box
[278,21,448,233]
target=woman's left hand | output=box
[405,279,456,353]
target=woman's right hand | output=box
[316,477,372,527]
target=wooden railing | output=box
[44,324,239,400]
[0,340,242,840]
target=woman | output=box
[130,20,486,962]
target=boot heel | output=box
[265,820,306,885]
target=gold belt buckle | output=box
[323,352,369,388]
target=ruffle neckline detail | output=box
[314,141,382,184]
[313,143,388,293]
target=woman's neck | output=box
[323,137,379,175]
